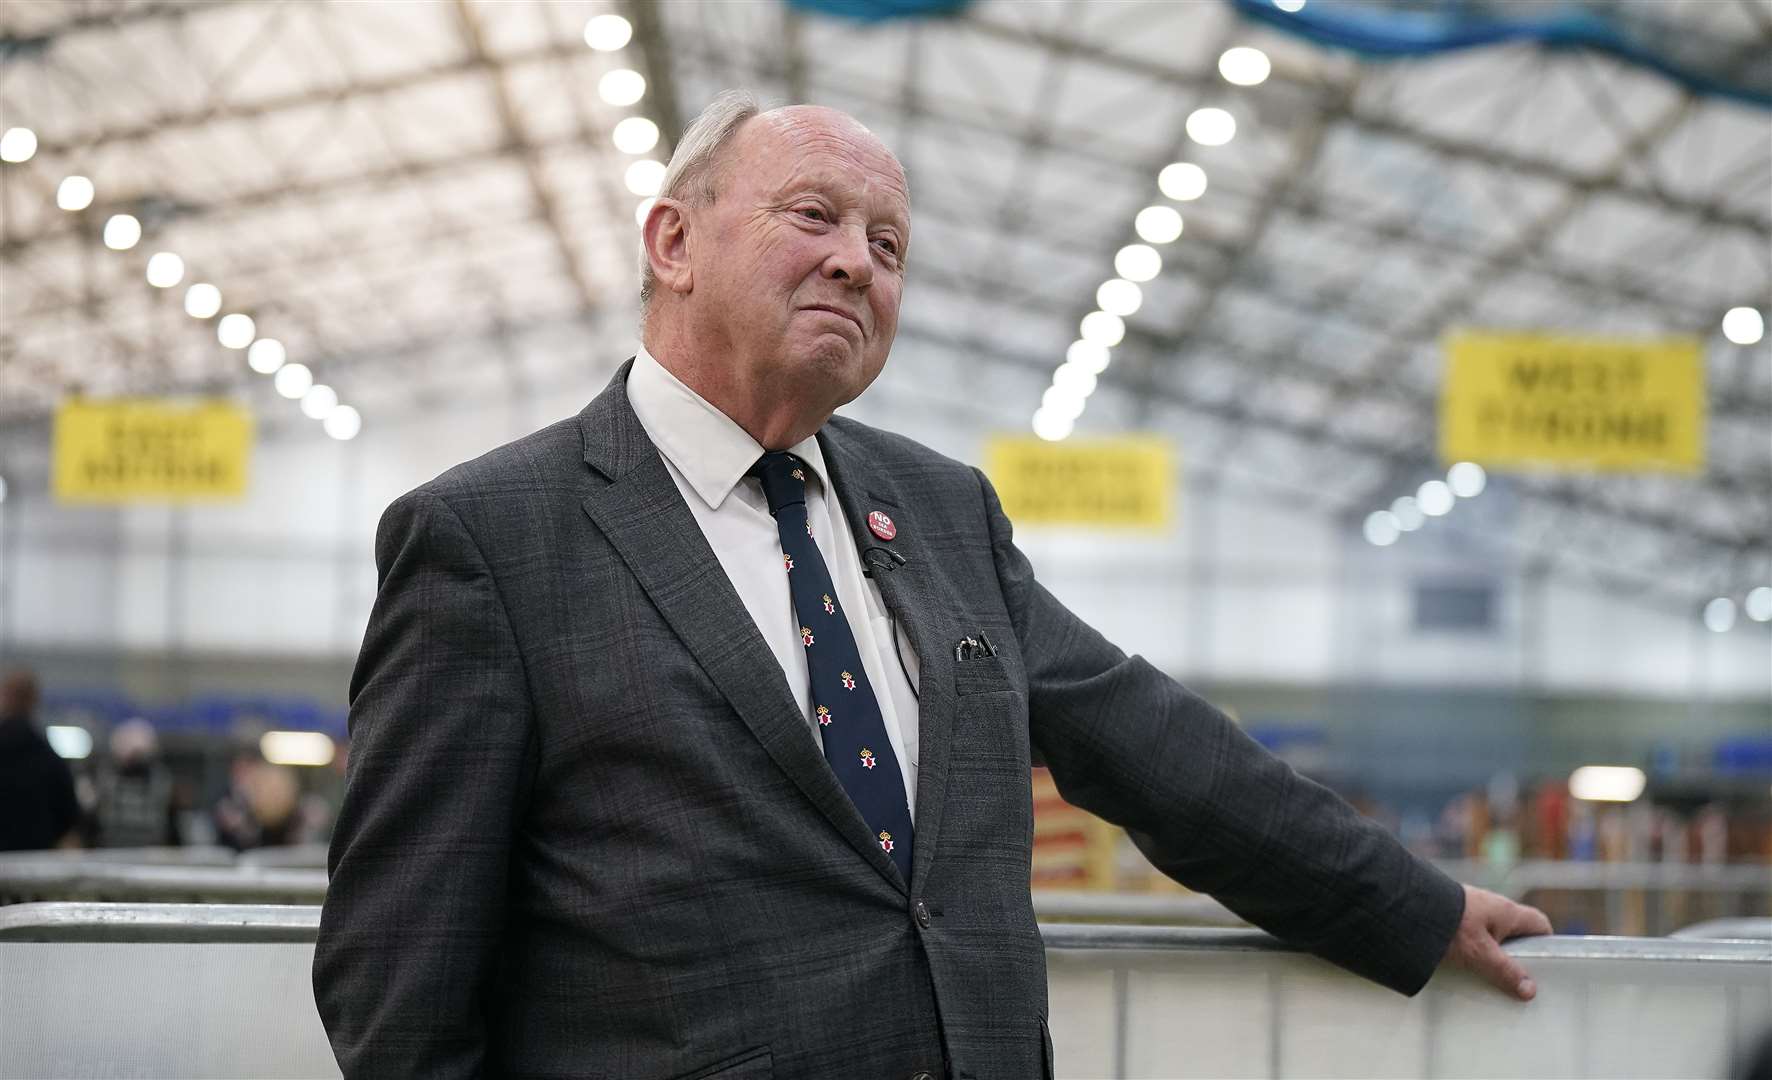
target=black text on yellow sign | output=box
[1439,332,1705,472]
[984,436,1175,529]
[53,400,254,503]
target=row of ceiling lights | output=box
[579,14,670,229]
[1029,46,1269,443]
[0,10,668,444]
[1702,589,1772,633]
[1364,461,1771,633]
[1362,461,1489,546]
[2,128,363,439]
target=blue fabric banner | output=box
[787,0,971,23]
[1229,0,1772,109]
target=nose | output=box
[823,225,873,290]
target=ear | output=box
[643,198,694,296]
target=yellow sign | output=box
[54,399,253,502]
[1440,332,1704,471]
[984,435,1174,528]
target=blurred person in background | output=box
[1529,779,1570,860]
[91,718,183,848]
[213,750,306,850]
[316,94,1551,1080]
[0,670,79,851]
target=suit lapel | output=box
[576,363,907,895]
[818,423,958,896]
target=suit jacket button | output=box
[909,1072,937,1080]
[913,899,931,929]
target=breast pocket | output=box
[953,654,1016,697]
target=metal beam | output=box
[1129,75,1356,423]
[0,0,231,54]
[617,0,684,147]
[449,0,600,315]
[957,8,1770,237]
[781,3,807,105]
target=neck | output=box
[643,316,832,450]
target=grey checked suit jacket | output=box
[314,361,1465,1080]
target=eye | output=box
[797,206,828,223]
[872,236,899,256]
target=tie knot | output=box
[750,452,809,514]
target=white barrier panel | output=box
[1046,925,1772,1079]
[1,905,1767,1079]
[0,905,331,1080]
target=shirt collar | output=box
[627,344,830,512]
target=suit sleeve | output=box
[973,468,1464,995]
[313,488,538,1078]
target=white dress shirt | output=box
[626,346,921,820]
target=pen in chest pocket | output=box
[954,631,998,662]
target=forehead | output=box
[740,112,910,220]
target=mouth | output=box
[801,305,864,335]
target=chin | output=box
[788,336,862,384]
[779,327,888,405]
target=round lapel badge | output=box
[867,510,897,541]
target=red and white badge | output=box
[867,510,897,540]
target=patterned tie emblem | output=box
[749,451,914,883]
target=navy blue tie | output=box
[751,451,913,882]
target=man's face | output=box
[689,109,910,413]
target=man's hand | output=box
[1443,884,1554,1000]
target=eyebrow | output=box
[773,175,908,226]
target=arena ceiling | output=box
[0,0,1768,616]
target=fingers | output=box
[1477,888,1553,941]
[1518,904,1554,939]
[1495,898,1553,941]
[1476,936,1538,1001]
[1453,886,1548,1001]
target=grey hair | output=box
[638,89,763,311]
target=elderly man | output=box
[314,92,1550,1080]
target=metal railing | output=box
[0,850,328,906]
[2,902,1766,1079]
[6,849,1761,923]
